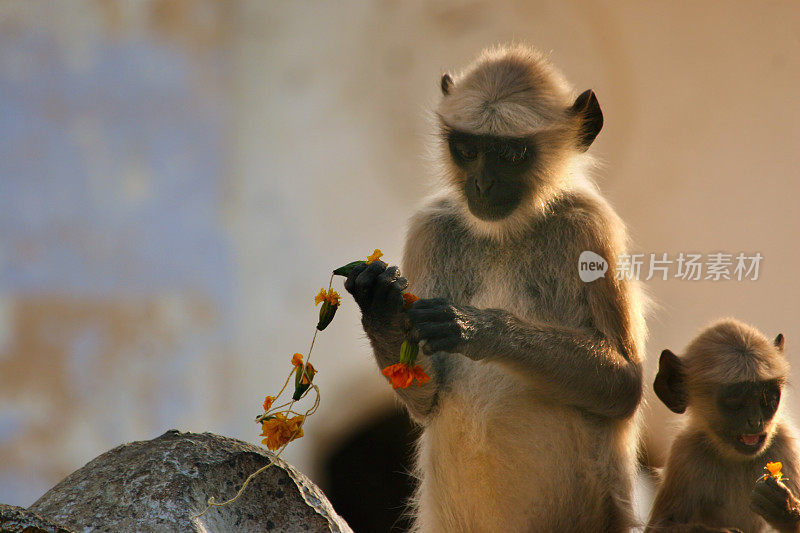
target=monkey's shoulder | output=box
[405,195,465,244]
[664,430,722,477]
[535,189,627,251]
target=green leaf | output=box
[332,260,366,276]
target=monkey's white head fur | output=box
[435,44,599,241]
[684,318,788,389]
[438,45,572,137]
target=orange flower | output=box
[403,292,420,310]
[766,461,783,480]
[314,288,341,307]
[260,413,305,451]
[366,249,383,264]
[381,363,430,389]
[411,364,431,385]
[291,353,316,383]
[262,395,275,412]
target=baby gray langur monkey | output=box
[647,318,800,533]
[344,45,646,532]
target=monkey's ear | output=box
[654,349,688,414]
[441,73,453,95]
[569,89,603,152]
[775,333,786,352]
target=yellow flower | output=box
[291,353,303,367]
[314,288,327,305]
[260,413,305,451]
[328,291,340,306]
[766,461,783,480]
[314,288,340,307]
[262,395,275,412]
[366,249,383,264]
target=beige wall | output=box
[2,0,799,517]
[242,0,800,467]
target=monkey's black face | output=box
[446,130,535,221]
[714,380,782,456]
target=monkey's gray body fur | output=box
[395,189,645,532]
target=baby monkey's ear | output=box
[654,349,688,414]
[569,89,603,151]
[441,73,453,95]
[775,333,785,353]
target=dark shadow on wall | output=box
[322,408,417,532]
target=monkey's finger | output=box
[422,336,459,355]
[413,321,459,341]
[764,476,790,491]
[759,477,791,498]
[393,277,409,292]
[388,279,410,312]
[749,497,773,520]
[409,298,449,310]
[407,307,455,324]
[374,266,401,301]
[750,490,784,519]
[354,261,388,302]
[344,263,369,293]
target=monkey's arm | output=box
[344,261,438,422]
[750,476,800,533]
[408,300,640,419]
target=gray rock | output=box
[28,430,352,533]
[0,504,73,533]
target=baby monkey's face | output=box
[711,379,782,457]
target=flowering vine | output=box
[192,249,427,520]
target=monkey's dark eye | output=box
[452,142,478,162]
[722,396,743,411]
[497,142,528,164]
[761,389,780,413]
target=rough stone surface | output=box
[28,430,352,533]
[0,504,73,533]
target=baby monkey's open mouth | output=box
[737,433,767,448]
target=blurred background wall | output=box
[1,0,799,527]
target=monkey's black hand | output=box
[750,476,800,532]
[407,299,485,357]
[344,261,408,337]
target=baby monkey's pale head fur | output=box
[655,318,788,461]
[436,45,603,239]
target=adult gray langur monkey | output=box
[344,45,646,532]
